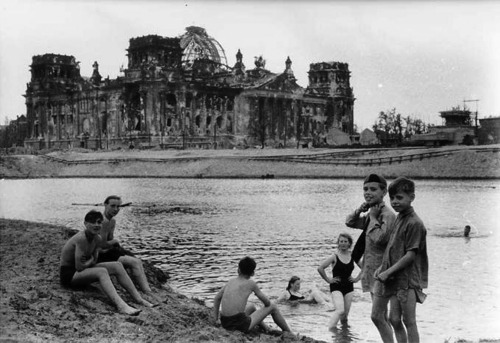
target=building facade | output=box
[24,26,355,150]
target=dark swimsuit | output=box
[288,290,305,301]
[220,312,252,333]
[59,266,77,287]
[329,253,354,296]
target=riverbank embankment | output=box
[1,145,499,179]
[0,218,320,343]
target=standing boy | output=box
[346,173,396,294]
[98,195,157,301]
[60,210,153,315]
[212,256,292,334]
[372,177,429,343]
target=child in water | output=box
[277,276,330,304]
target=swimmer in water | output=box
[464,225,471,237]
[277,276,330,304]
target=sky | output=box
[1,0,499,130]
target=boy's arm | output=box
[75,241,95,271]
[375,250,416,282]
[253,282,271,307]
[345,202,369,229]
[366,205,396,245]
[212,286,225,325]
[101,222,120,248]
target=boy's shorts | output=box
[60,266,77,287]
[220,312,252,333]
[97,247,126,263]
[373,280,427,304]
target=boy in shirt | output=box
[372,177,429,343]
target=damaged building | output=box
[24,26,355,150]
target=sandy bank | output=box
[0,219,321,343]
[1,145,499,179]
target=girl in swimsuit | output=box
[277,276,330,304]
[317,232,361,331]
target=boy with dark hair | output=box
[372,177,429,343]
[60,210,154,315]
[212,256,292,334]
[346,173,396,294]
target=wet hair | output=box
[238,256,257,276]
[388,177,415,196]
[337,232,353,247]
[84,210,104,223]
[286,276,301,291]
[104,195,121,204]
[364,173,387,190]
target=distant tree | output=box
[374,109,432,145]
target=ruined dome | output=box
[180,26,228,69]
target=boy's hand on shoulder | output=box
[369,203,382,220]
[358,202,370,214]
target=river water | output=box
[1,178,499,342]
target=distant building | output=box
[359,128,378,145]
[23,26,355,150]
[411,106,476,146]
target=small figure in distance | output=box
[464,225,471,238]
[318,233,361,331]
[277,276,330,305]
[59,210,153,315]
[212,256,293,335]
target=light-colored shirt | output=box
[346,202,396,292]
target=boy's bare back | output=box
[220,276,258,316]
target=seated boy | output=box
[60,210,155,315]
[212,256,292,334]
[98,195,159,303]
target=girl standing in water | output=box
[317,233,360,331]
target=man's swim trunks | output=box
[60,266,76,287]
[220,312,252,333]
[329,253,355,296]
[97,247,126,263]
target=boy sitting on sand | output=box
[212,256,292,334]
[60,210,155,315]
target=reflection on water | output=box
[1,178,500,342]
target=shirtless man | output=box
[212,256,292,334]
[59,210,154,315]
[98,195,157,301]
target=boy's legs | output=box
[395,289,419,343]
[248,303,291,332]
[97,261,154,307]
[371,294,394,343]
[244,303,271,332]
[389,296,406,342]
[71,267,140,315]
[118,255,152,293]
